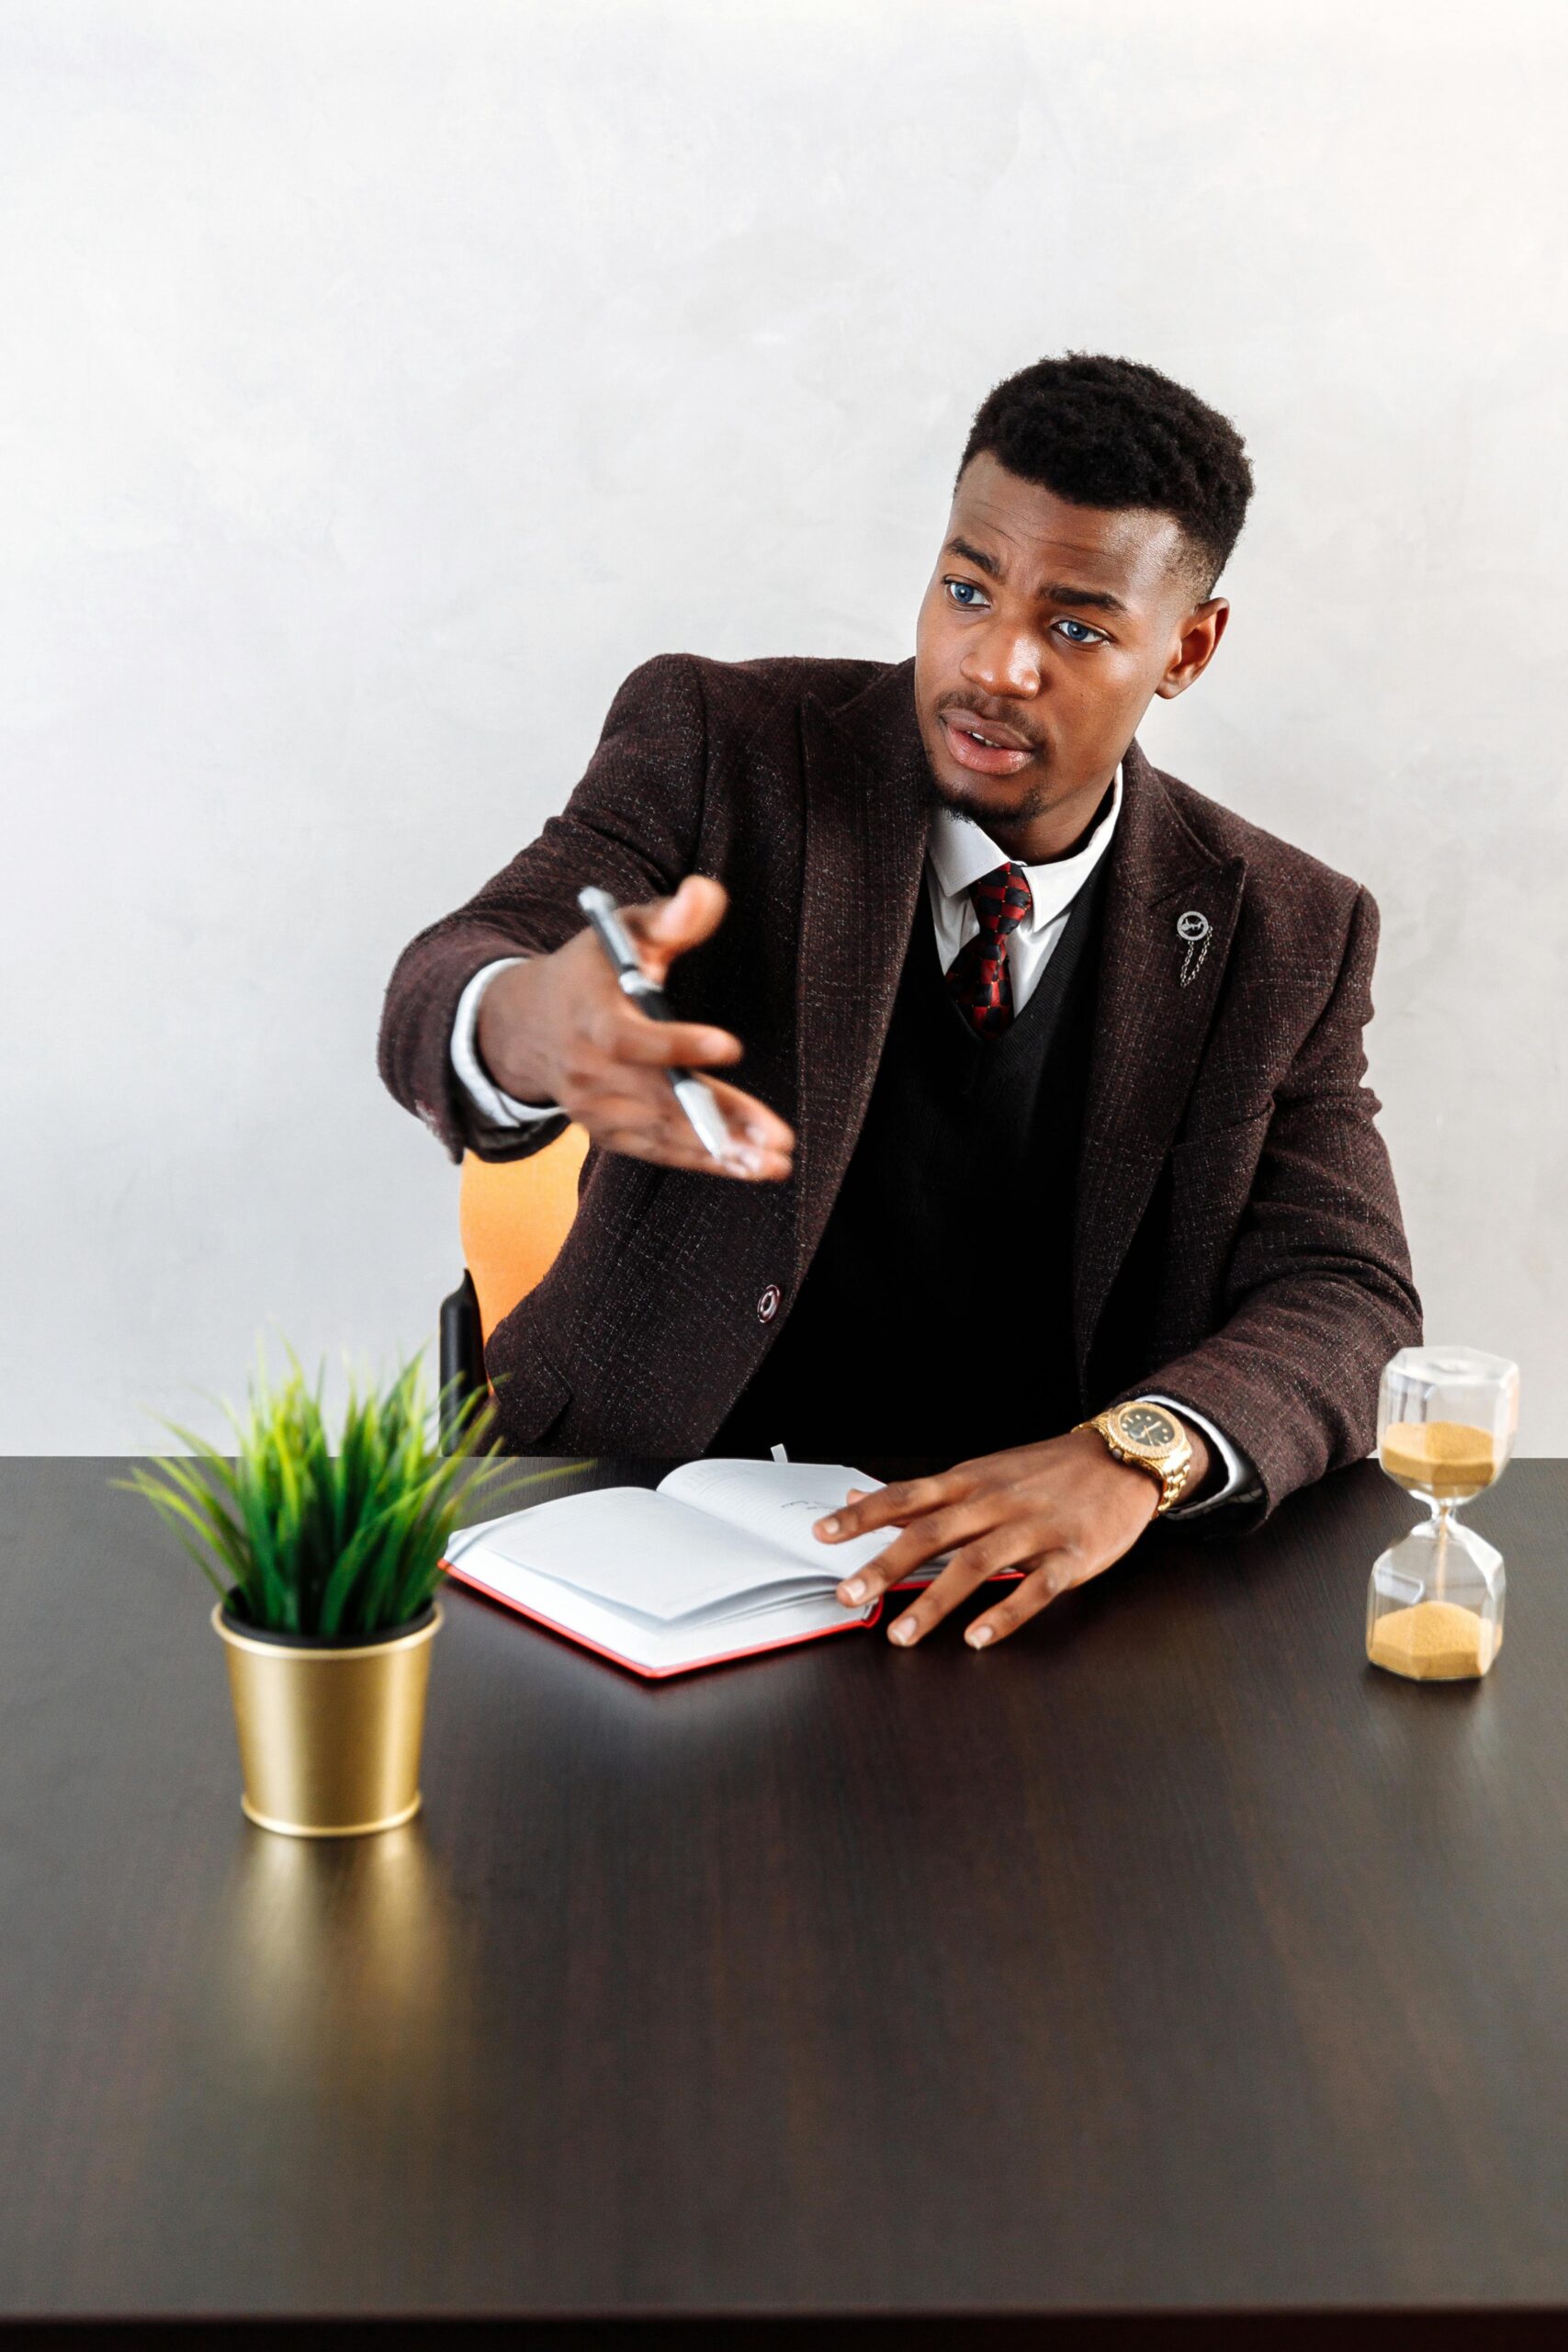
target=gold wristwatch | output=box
[1075,1399,1193,1514]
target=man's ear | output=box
[1155,598,1229,700]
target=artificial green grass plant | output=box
[121,1346,574,1639]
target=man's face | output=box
[913,452,1228,855]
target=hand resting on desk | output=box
[811,1421,1212,1650]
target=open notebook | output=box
[442,1457,956,1679]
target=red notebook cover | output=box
[441,1555,1023,1681]
[442,1553,886,1679]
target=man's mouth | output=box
[939,709,1037,778]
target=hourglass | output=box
[1366,1346,1518,1681]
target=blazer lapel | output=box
[1073,740,1246,1383]
[795,659,932,1281]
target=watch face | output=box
[1117,1404,1179,1452]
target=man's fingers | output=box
[881,1525,1055,1647]
[592,1116,791,1180]
[702,1077,795,1156]
[596,1008,744,1071]
[571,879,800,1173]
[647,872,728,942]
[588,1010,797,1150]
[621,876,729,976]
[814,1473,961,1546]
[963,1555,1077,1650]
[583,1071,794,1178]
[591,1108,793,1180]
[829,1496,1009,1605]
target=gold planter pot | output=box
[213,1601,442,1838]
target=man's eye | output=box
[1054,616,1107,646]
[943,578,987,609]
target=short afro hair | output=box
[957,354,1254,594]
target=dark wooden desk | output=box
[2,1457,1566,2346]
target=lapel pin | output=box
[1176,909,1211,988]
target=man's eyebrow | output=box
[945,535,1004,580]
[944,537,1129,616]
[1041,580,1128,616]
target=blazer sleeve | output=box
[1133,884,1423,1529]
[377,651,709,1166]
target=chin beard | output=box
[922,765,1057,827]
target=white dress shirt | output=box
[925,765,1124,1003]
[447,764,1258,1512]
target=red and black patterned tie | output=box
[945,863,1033,1037]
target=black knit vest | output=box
[711,854,1108,1463]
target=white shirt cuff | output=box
[449,957,561,1127]
[1145,1394,1260,1516]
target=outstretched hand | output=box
[810,1422,1208,1649]
[475,875,795,1180]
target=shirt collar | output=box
[927,764,1123,934]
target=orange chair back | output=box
[458,1124,590,1343]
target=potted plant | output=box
[123,1347,560,1838]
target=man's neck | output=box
[963,772,1120,867]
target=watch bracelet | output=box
[1074,1413,1190,1514]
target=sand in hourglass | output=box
[1369,1420,1502,1679]
[1380,1420,1499,1498]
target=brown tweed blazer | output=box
[378,652,1421,1524]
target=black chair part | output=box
[438,1270,486,1453]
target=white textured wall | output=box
[4,0,1565,1453]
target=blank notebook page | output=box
[457,1488,839,1624]
[657,1458,893,1573]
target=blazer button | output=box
[757,1283,782,1324]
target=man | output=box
[379,354,1420,1651]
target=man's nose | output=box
[958,625,1042,700]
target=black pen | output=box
[576,887,734,1161]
